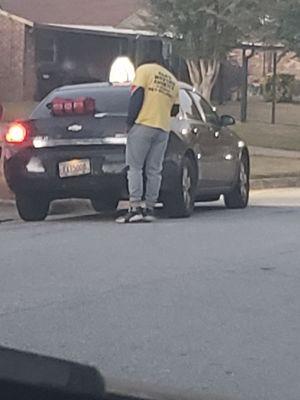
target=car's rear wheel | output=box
[163,156,196,218]
[91,196,119,213]
[224,155,249,209]
[16,194,50,222]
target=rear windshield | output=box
[31,85,131,119]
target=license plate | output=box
[59,159,91,178]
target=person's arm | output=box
[171,84,180,117]
[127,86,144,129]
[171,104,180,117]
[126,66,147,131]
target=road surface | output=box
[0,189,300,400]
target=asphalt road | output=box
[0,189,299,400]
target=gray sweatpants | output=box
[126,124,169,209]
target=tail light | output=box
[51,97,65,115]
[5,123,28,144]
[63,99,74,114]
[73,97,86,114]
[51,97,95,116]
[84,97,96,114]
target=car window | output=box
[188,91,206,122]
[31,86,130,119]
[179,89,202,121]
[199,97,220,126]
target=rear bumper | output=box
[4,145,180,200]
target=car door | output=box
[196,95,238,187]
[176,89,213,189]
[188,90,226,188]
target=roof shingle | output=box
[0,0,141,26]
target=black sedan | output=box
[3,82,250,221]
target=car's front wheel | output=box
[16,194,50,221]
[163,156,196,218]
[224,155,250,209]
[91,196,119,213]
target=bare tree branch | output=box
[277,49,289,64]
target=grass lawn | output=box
[217,98,300,151]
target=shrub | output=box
[263,74,295,102]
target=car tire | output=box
[91,196,119,213]
[224,155,250,209]
[16,194,50,222]
[163,156,196,218]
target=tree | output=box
[146,0,265,100]
[146,0,299,101]
[255,1,300,65]
[276,1,300,56]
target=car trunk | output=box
[28,114,127,141]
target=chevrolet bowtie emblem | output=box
[67,124,83,132]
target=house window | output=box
[37,36,57,63]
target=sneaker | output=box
[116,207,144,224]
[143,208,156,222]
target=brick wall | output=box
[0,13,26,101]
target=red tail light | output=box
[51,97,65,115]
[51,97,95,116]
[5,123,28,144]
[63,99,74,114]
[73,97,86,114]
[84,97,96,114]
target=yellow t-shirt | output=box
[132,63,179,132]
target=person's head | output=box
[138,49,164,67]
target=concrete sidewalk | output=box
[249,146,300,159]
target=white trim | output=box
[0,8,33,27]
[32,136,127,148]
[45,22,158,37]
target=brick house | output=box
[0,9,36,101]
[0,0,156,102]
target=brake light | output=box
[73,97,85,114]
[84,97,96,114]
[73,97,95,114]
[64,99,74,114]
[51,97,95,116]
[5,123,28,144]
[51,97,65,115]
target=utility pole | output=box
[240,47,254,123]
[271,51,277,124]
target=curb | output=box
[249,146,300,159]
[250,176,300,190]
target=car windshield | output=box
[0,2,300,400]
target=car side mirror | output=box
[220,115,235,127]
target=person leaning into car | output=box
[116,53,180,224]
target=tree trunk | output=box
[199,59,220,101]
[187,58,220,102]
